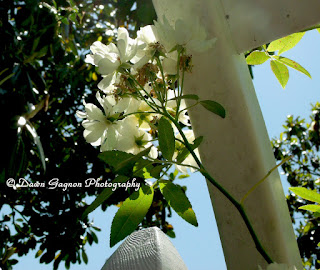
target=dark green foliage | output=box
[0,0,162,269]
[272,103,320,269]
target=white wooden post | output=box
[100,227,187,270]
[152,0,320,269]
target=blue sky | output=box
[11,30,320,270]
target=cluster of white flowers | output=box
[77,15,216,172]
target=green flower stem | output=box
[151,165,172,189]
[123,111,160,118]
[240,155,293,205]
[177,101,200,118]
[148,158,200,172]
[175,51,182,120]
[125,71,159,111]
[155,57,168,105]
[166,112,273,264]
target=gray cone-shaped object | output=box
[101,227,188,270]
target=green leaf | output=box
[82,250,88,264]
[176,136,203,164]
[35,250,43,258]
[159,181,198,226]
[133,159,153,178]
[299,204,320,213]
[168,94,199,101]
[246,51,270,65]
[92,226,101,232]
[199,100,225,118]
[61,17,69,25]
[158,117,175,160]
[290,187,320,204]
[150,165,167,179]
[317,28,320,34]
[166,230,176,238]
[273,56,311,78]
[267,32,305,55]
[0,73,14,86]
[114,146,151,172]
[110,185,154,247]
[99,151,134,174]
[91,231,98,243]
[270,60,289,89]
[82,175,129,218]
[99,147,150,174]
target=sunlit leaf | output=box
[246,51,269,65]
[92,72,98,81]
[199,100,225,118]
[110,185,154,247]
[159,181,198,226]
[178,174,190,179]
[133,159,153,178]
[273,56,311,78]
[267,32,305,55]
[82,175,129,218]
[26,122,46,172]
[158,117,175,160]
[290,187,320,204]
[270,60,289,89]
[35,250,43,258]
[299,204,320,213]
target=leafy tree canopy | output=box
[0,1,172,269]
[272,103,320,269]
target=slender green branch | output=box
[155,57,168,105]
[149,158,200,172]
[175,51,181,121]
[151,165,172,189]
[240,155,293,205]
[125,71,159,111]
[177,101,199,118]
[166,112,273,264]
[12,206,29,223]
[123,111,161,118]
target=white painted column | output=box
[152,0,320,269]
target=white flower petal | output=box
[148,146,158,159]
[85,103,105,122]
[98,57,119,75]
[84,126,105,144]
[162,57,177,75]
[101,125,119,151]
[76,110,87,119]
[98,74,115,92]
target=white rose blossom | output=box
[85,27,137,92]
[80,18,215,162]
[131,25,160,69]
[76,92,140,152]
[117,116,158,159]
[154,15,217,54]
